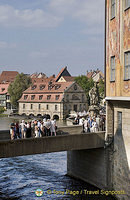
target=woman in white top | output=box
[50,119,56,136]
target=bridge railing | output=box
[0,131,105,158]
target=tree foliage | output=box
[98,79,105,98]
[75,75,94,104]
[0,107,5,114]
[8,73,32,108]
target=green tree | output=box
[75,75,94,105]
[8,73,32,108]
[98,79,105,99]
[0,107,5,114]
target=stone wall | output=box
[106,100,130,200]
[19,102,63,119]
[67,148,111,190]
[112,101,130,200]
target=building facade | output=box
[18,81,88,119]
[105,0,130,199]
[19,67,88,119]
[0,71,18,109]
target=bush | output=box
[0,107,5,114]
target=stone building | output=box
[18,68,88,119]
[105,0,130,199]
[0,83,10,109]
[0,71,18,109]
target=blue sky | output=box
[0,0,105,76]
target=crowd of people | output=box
[73,114,106,133]
[10,114,106,140]
[10,118,57,140]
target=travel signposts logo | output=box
[35,188,43,197]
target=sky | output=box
[0,0,105,76]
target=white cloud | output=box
[0,41,16,49]
[49,0,104,22]
[0,1,104,31]
[0,5,63,28]
[49,0,104,34]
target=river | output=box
[0,117,116,200]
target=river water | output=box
[0,117,116,200]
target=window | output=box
[31,95,35,100]
[74,85,77,90]
[39,95,43,100]
[24,95,28,100]
[1,88,5,92]
[55,84,61,90]
[46,104,49,110]
[31,85,37,90]
[6,95,10,100]
[125,0,130,10]
[110,56,115,81]
[48,84,54,90]
[80,104,82,110]
[30,104,33,109]
[47,95,51,100]
[39,85,45,90]
[74,105,77,112]
[111,0,115,19]
[23,104,25,109]
[124,51,130,80]
[117,112,122,135]
[55,95,60,100]
[55,105,57,111]
[38,104,41,110]
[66,94,69,101]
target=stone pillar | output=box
[67,148,113,190]
[106,101,114,135]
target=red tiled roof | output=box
[22,81,74,94]
[19,81,74,102]
[0,83,10,94]
[0,71,18,83]
[32,77,55,83]
[19,93,64,103]
[87,71,94,78]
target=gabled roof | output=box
[0,71,18,83]
[55,66,71,82]
[19,81,74,102]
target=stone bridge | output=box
[0,125,105,158]
[0,125,128,200]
